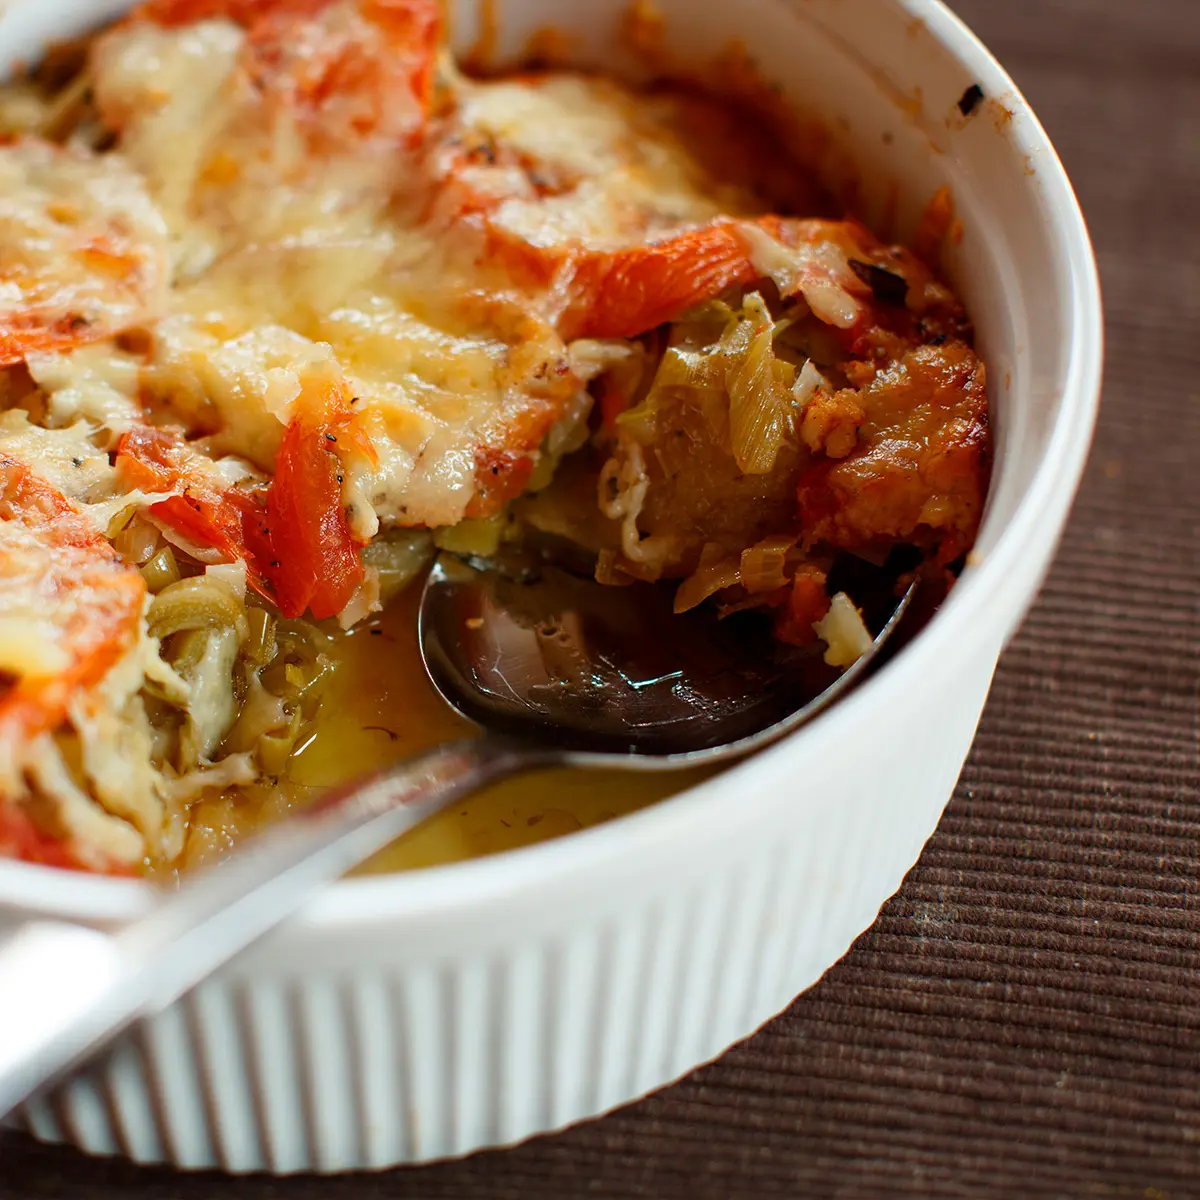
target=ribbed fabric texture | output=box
[2,0,1193,1194]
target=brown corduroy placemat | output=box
[2,0,1197,1195]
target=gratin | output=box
[0,0,989,874]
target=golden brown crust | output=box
[796,339,989,564]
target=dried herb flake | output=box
[849,260,910,306]
[958,83,984,117]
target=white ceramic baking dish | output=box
[0,0,1102,1172]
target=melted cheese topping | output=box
[0,409,173,531]
[29,9,777,542]
[457,76,761,251]
[0,411,114,504]
[26,342,145,435]
[90,14,411,273]
[0,139,167,363]
[81,15,645,531]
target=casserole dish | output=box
[0,0,1102,1171]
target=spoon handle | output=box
[0,737,545,1120]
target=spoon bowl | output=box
[421,551,916,763]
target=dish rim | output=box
[0,0,1104,927]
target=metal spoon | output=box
[0,551,915,1118]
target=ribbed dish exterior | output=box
[16,653,993,1172]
